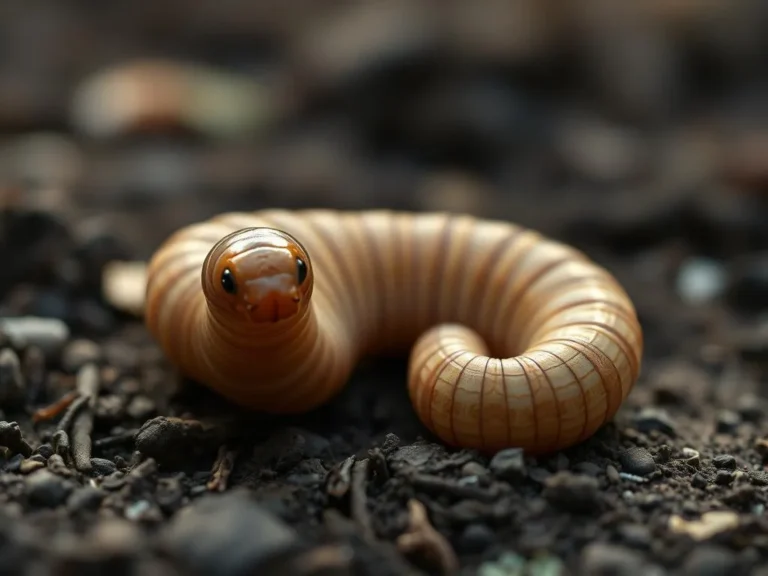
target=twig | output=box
[368,447,389,483]
[327,455,355,498]
[32,390,80,423]
[207,445,239,492]
[351,458,374,542]
[52,430,71,466]
[323,509,422,576]
[397,499,458,575]
[55,394,88,432]
[71,363,100,472]
[93,429,139,449]
[407,472,501,503]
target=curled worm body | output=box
[145,209,643,455]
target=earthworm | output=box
[145,209,643,455]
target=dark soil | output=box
[2,2,768,575]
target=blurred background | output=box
[1,2,768,574]
[2,0,768,359]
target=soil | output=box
[2,2,768,575]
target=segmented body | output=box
[145,209,643,454]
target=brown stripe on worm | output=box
[144,210,644,455]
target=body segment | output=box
[145,209,643,454]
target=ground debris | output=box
[668,511,740,541]
[2,4,768,574]
[71,362,100,472]
[542,472,602,514]
[207,444,239,492]
[396,499,459,575]
[0,420,33,457]
[406,471,506,503]
[134,416,226,468]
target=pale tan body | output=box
[145,209,643,455]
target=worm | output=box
[145,209,643,455]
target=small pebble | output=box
[101,473,127,491]
[162,490,303,576]
[135,416,224,467]
[52,518,144,572]
[580,542,654,576]
[0,421,33,457]
[636,494,663,511]
[749,471,768,486]
[572,462,602,476]
[156,477,184,512]
[715,470,734,485]
[460,461,488,478]
[655,444,672,463]
[67,486,106,513]
[716,410,742,434]
[633,407,677,436]
[20,459,45,473]
[527,467,552,483]
[4,453,24,472]
[681,501,700,516]
[489,447,526,483]
[25,469,73,508]
[542,472,601,513]
[0,317,69,357]
[682,545,739,576]
[606,465,620,483]
[47,454,71,476]
[617,523,651,549]
[736,393,766,422]
[723,485,755,506]
[34,443,54,460]
[712,454,737,470]
[619,447,656,477]
[457,523,496,555]
[676,257,727,305]
[691,473,708,489]
[90,458,117,477]
[0,348,25,406]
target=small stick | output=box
[55,394,88,432]
[207,445,239,492]
[408,472,502,503]
[32,390,80,423]
[351,458,374,542]
[397,499,458,575]
[71,363,100,472]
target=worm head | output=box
[203,227,313,323]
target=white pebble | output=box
[676,257,727,305]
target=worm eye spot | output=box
[296,257,308,285]
[221,268,236,294]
